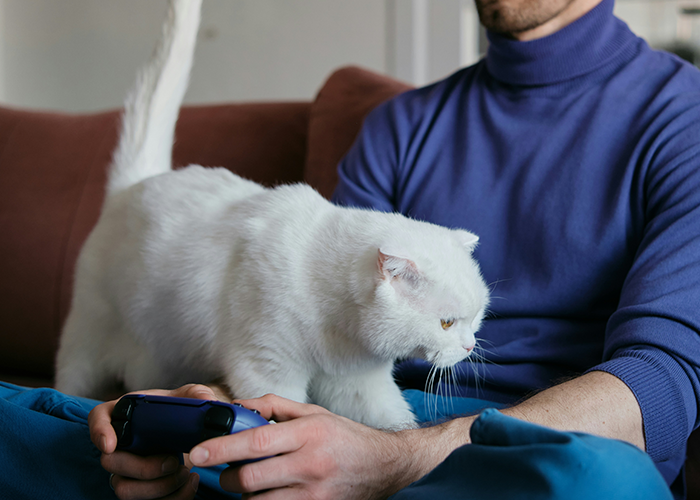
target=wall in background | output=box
[0,0,697,113]
[0,0,386,112]
[615,0,700,62]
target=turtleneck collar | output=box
[485,0,637,86]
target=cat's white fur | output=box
[54,0,489,429]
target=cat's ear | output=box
[453,230,479,253]
[377,249,421,285]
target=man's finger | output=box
[240,487,317,500]
[220,454,316,493]
[189,414,328,467]
[110,468,197,500]
[233,393,329,422]
[88,399,118,453]
[101,452,182,480]
[169,384,219,401]
[122,385,218,401]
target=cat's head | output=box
[361,227,489,368]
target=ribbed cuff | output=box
[588,349,689,463]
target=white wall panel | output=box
[0,0,385,112]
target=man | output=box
[90,0,700,497]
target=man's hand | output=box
[91,386,449,500]
[89,384,223,500]
[187,394,432,500]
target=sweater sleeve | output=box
[590,100,700,463]
[331,97,410,212]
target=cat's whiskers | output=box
[452,361,466,403]
[424,364,432,420]
[455,358,467,382]
[487,278,510,298]
[425,363,439,422]
[434,366,443,421]
[432,366,441,422]
[468,353,483,395]
[475,335,498,354]
[436,365,448,421]
[447,365,456,417]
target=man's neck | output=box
[512,0,604,41]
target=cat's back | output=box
[136,165,265,216]
[101,165,261,236]
[220,182,339,287]
[86,165,265,279]
[241,182,331,224]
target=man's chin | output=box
[474,0,575,36]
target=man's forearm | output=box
[392,370,645,493]
[500,370,645,449]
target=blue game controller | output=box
[111,394,270,463]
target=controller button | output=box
[204,406,234,432]
[112,420,133,447]
[251,409,261,415]
[113,398,135,421]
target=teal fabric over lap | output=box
[0,382,113,500]
[390,408,673,500]
[402,388,506,422]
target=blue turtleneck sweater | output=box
[332,0,700,491]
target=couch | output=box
[0,65,697,498]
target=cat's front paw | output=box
[368,409,418,431]
[385,419,420,431]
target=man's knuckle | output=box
[238,464,263,492]
[250,427,272,454]
[186,383,212,396]
[260,393,277,404]
[309,417,333,441]
[309,403,329,415]
[298,452,333,482]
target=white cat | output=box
[54,0,489,429]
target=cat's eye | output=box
[441,318,455,330]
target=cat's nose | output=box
[463,344,475,352]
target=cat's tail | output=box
[107,0,202,195]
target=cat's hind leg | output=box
[309,363,417,430]
[54,302,123,399]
